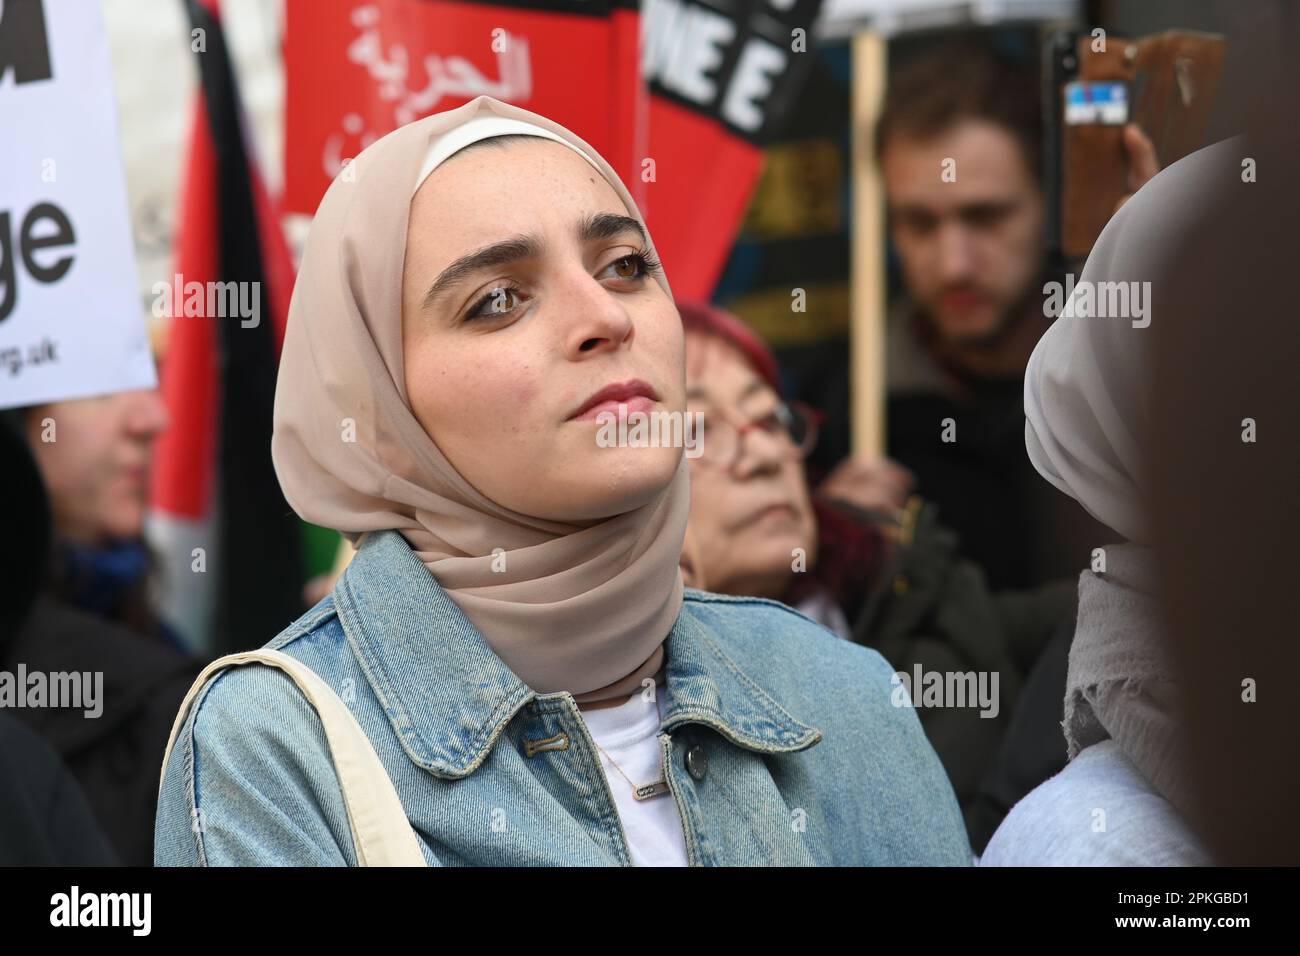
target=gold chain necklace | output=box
[591,738,671,801]
[587,694,670,801]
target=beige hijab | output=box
[271,95,689,704]
[1023,139,1244,814]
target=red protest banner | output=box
[283,0,629,214]
[640,0,824,299]
[281,0,821,301]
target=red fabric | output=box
[282,1,622,215]
[643,99,764,301]
[281,2,762,303]
[610,5,648,216]
[150,102,218,520]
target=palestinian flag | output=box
[147,0,304,656]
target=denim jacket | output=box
[155,529,971,866]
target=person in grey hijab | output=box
[978,136,1248,866]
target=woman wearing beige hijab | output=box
[154,95,970,867]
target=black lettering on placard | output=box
[0,0,54,86]
[0,212,15,323]
[0,203,77,323]
[644,0,823,144]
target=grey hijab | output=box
[1024,137,1243,816]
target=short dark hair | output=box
[874,40,1042,183]
[450,132,549,160]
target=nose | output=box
[730,422,787,481]
[123,388,169,438]
[935,221,976,283]
[557,268,635,360]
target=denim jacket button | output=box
[685,744,708,781]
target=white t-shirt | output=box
[794,586,852,641]
[578,691,689,866]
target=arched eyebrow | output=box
[421,212,647,310]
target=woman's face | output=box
[401,138,685,522]
[26,389,169,544]
[684,331,817,598]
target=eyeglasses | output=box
[690,400,821,473]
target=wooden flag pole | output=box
[850,30,888,457]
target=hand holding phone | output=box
[1047,29,1226,261]
[1114,123,1160,214]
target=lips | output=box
[741,501,798,528]
[120,463,149,487]
[568,378,660,422]
[941,288,987,314]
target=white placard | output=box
[0,0,156,409]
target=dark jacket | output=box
[0,712,118,865]
[3,596,201,865]
[885,303,1110,591]
[965,615,1073,853]
[2,411,129,864]
[4,398,201,864]
[841,498,1076,839]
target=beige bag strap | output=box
[159,648,427,867]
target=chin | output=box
[934,304,1013,346]
[100,495,144,535]
[740,532,804,576]
[550,445,682,521]
[105,518,145,542]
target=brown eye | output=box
[467,286,522,321]
[613,256,642,279]
[602,251,659,283]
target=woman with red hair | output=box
[677,300,904,632]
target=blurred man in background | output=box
[872,41,1159,852]
[876,41,1145,591]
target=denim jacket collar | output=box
[332,529,822,779]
